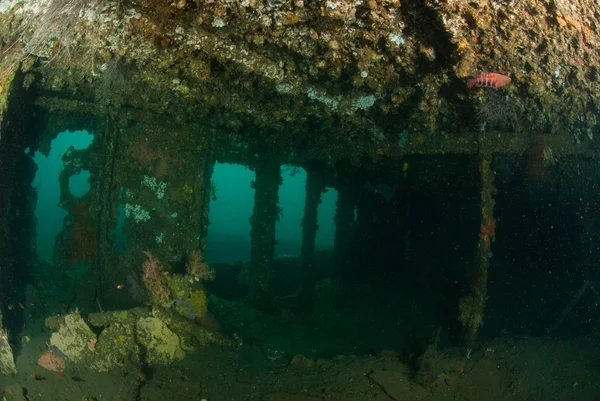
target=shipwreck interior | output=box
[1,0,600,399]
[1,65,599,357]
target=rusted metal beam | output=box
[34,96,599,157]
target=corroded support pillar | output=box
[578,159,600,277]
[248,159,282,310]
[354,190,377,278]
[301,170,324,296]
[333,183,356,278]
[95,114,120,301]
[0,67,19,312]
[197,131,217,260]
[460,149,496,345]
[107,119,215,309]
[0,66,37,334]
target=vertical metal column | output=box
[333,184,356,279]
[301,170,324,297]
[248,159,282,310]
[459,148,496,347]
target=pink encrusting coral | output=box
[141,251,169,300]
[37,352,65,373]
[142,250,163,280]
[186,249,215,281]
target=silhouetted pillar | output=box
[95,114,119,303]
[0,67,36,335]
[460,149,495,346]
[354,190,377,278]
[197,131,217,259]
[333,183,356,278]
[248,159,282,310]
[301,170,324,296]
[578,159,600,277]
[0,67,18,312]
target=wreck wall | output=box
[31,109,107,310]
[111,116,216,309]
[0,68,38,330]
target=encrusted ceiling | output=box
[2,0,600,162]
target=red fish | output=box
[467,73,511,89]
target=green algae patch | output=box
[173,287,208,322]
[136,317,185,366]
[149,272,209,321]
[88,307,149,328]
[158,309,217,351]
[188,289,208,319]
[44,315,66,331]
[166,274,188,299]
[91,322,141,372]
